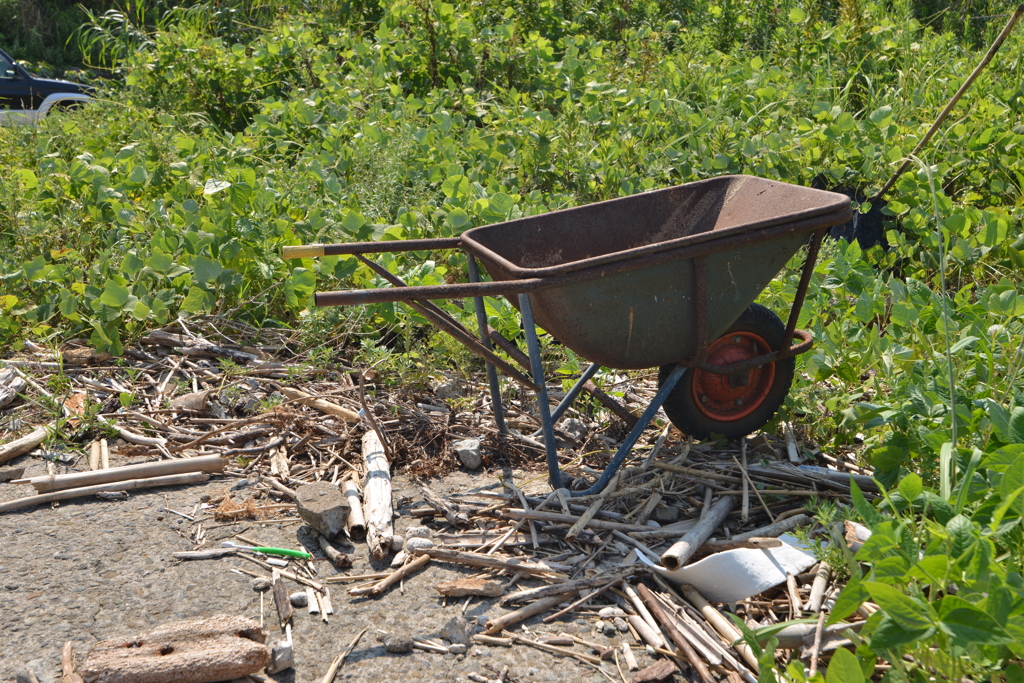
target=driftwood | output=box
[81,614,269,683]
[495,508,655,532]
[271,570,293,625]
[421,485,471,526]
[0,425,49,465]
[282,387,360,422]
[63,641,85,683]
[317,534,353,569]
[484,594,569,634]
[342,478,366,540]
[410,547,567,579]
[661,495,736,570]
[805,562,832,613]
[15,454,226,492]
[501,570,632,606]
[0,473,210,513]
[637,583,715,683]
[0,367,26,409]
[434,578,504,598]
[362,430,393,560]
[680,584,759,673]
[349,553,430,597]
[731,514,811,541]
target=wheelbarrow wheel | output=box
[658,303,795,440]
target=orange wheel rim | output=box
[691,331,775,422]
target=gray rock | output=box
[601,620,617,637]
[289,591,308,607]
[644,519,661,528]
[405,537,435,551]
[452,438,482,470]
[614,617,629,633]
[230,479,251,491]
[405,526,432,539]
[559,418,587,442]
[448,643,467,655]
[441,615,471,646]
[651,504,679,523]
[0,466,25,483]
[391,535,405,551]
[17,660,54,683]
[383,632,414,653]
[294,481,350,539]
[598,606,625,618]
[251,577,272,592]
[434,380,464,400]
[266,641,294,674]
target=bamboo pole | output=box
[661,495,736,570]
[15,454,226,492]
[0,473,210,513]
[281,387,361,422]
[342,478,366,541]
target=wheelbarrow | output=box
[283,175,852,496]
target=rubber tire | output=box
[657,303,795,440]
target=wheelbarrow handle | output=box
[282,238,462,260]
[315,278,550,306]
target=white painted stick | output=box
[660,495,736,570]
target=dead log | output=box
[271,570,293,625]
[484,594,569,634]
[362,430,393,560]
[420,485,471,527]
[81,614,269,683]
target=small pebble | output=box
[405,537,435,551]
[289,591,308,607]
[391,535,405,551]
[602,621,617,637]
[598,606,626,618]
[449,643,467,655]
[405,526,432,539]
[383,633,414,654]
[251,578,272,592]
[644,519,661,528]
[614,617,629,633]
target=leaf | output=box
[863,582,934,631]
[828,575,868,625]
[981,444,1024,472]
[898,473,922,503]
[203,179,232,195]
[938,595,1011,646]
[1009,407,1024,444]
[180,286,214,314]
[850,478,884,525]
[946,514,975,557]
[98,280,130,308]
[869,614,935,649]
[192,255,222,284]
[788,7,806,23]
[14,169,38,189]
[146,250,174,274]
[825,648,864,683]
[868,105,893,128]
[284,268,316,309]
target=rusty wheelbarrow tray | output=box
[284,175,852,495]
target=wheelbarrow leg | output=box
[570,363,686,497]
[531,362,600,438]
[519,292,688,494]
[468,255,507,434]
[518,293,563,489]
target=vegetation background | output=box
[1,0,1023,680]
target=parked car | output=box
[0,47,93,124]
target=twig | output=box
[321,628,367,683]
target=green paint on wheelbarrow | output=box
[463,175,850,369]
